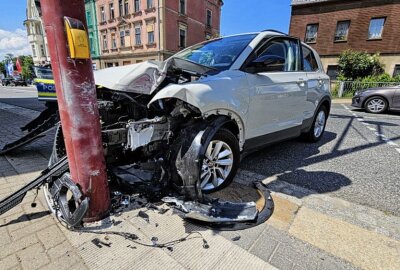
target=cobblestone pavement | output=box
[0,95,399,270]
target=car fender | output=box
[149,70,250,148]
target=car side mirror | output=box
[246,55,285,73]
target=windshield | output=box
[173,34,257,71]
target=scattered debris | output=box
[91,238,112,248]
[151,237,158,246]
[138,211,150,223]
[231,236,241,241]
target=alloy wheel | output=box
[200,140,234,191]
[314,110,326,138]
[367,98,386,113]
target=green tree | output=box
[20,56,34,80]
[0,61,5,77]
[338,50,384,80]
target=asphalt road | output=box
[1,85,399,216]
[0,85,46,111]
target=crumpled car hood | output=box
[93,58,216,95]
[94,60,166,94]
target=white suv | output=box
[52,30,331,196]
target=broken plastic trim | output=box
[50,173,89,228]
[163,181,274,231]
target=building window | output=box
[305,24,318,43]
[147,0,153,8]
[111,32,117,49]
[120,26,131,47]
[36,24,42,35]
[148,31,154,44]
[179,26,187,48]
[119,0,123,17]
[40,44,45,56]
[179,0,186,15]
[135,25,142,45]
[109,3,115,19]
[369,18,385,40]
[327,65,339,80]
[32,44,37,57]
[206,10,212,27]
[102,33,108,50]
[120,30,126,47]
[124,0,129,15]
[134,0,140,12]
[100,6,106,22]
[393,65,400,77]
[86,11,92,26]
[334,20,350,42]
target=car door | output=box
[302,45,330,120]
[392,87,400,109]
[243,37,308,146]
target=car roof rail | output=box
[262,29,288,36]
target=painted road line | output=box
[386,141,399,146]
[342,104,400,156]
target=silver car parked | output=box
[352,86,400,114]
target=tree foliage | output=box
[338,50,385,80]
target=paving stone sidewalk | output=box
[1,102,399,270]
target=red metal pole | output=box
[40,0,110,221]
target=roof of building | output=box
[291,0,333,5]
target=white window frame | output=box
[102,32,108,50]
[179,0,186,15]
[134,0,141,12]
[109,3,115,19]
[305,24,318,43]
[32,44,37,57]
[368,17,386,40]
[179,24,187,48]
[100,6,106,22]
[135,24,142,45]
[334,20,350,42]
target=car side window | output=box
[302,46,319,72]
[246,39,300,73]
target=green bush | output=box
[338,50,385,80]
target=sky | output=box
[0,0,292,60]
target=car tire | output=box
[364,96,388,114]
[200,128,240,193]
[302,106,328,143]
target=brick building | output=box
[289,0,400,79]
[97,0,223,68]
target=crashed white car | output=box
[50,30,331,198]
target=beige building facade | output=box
[96,0,223,68]
[24,0,50,66]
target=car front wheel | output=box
[364,96,388,114]
[200,128,240,193]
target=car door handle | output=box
[297,79,306,87]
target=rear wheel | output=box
[302,106,328,142]
[364,96,388,114]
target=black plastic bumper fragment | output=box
[163,181,274,231]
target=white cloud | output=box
[0,28,31,60]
